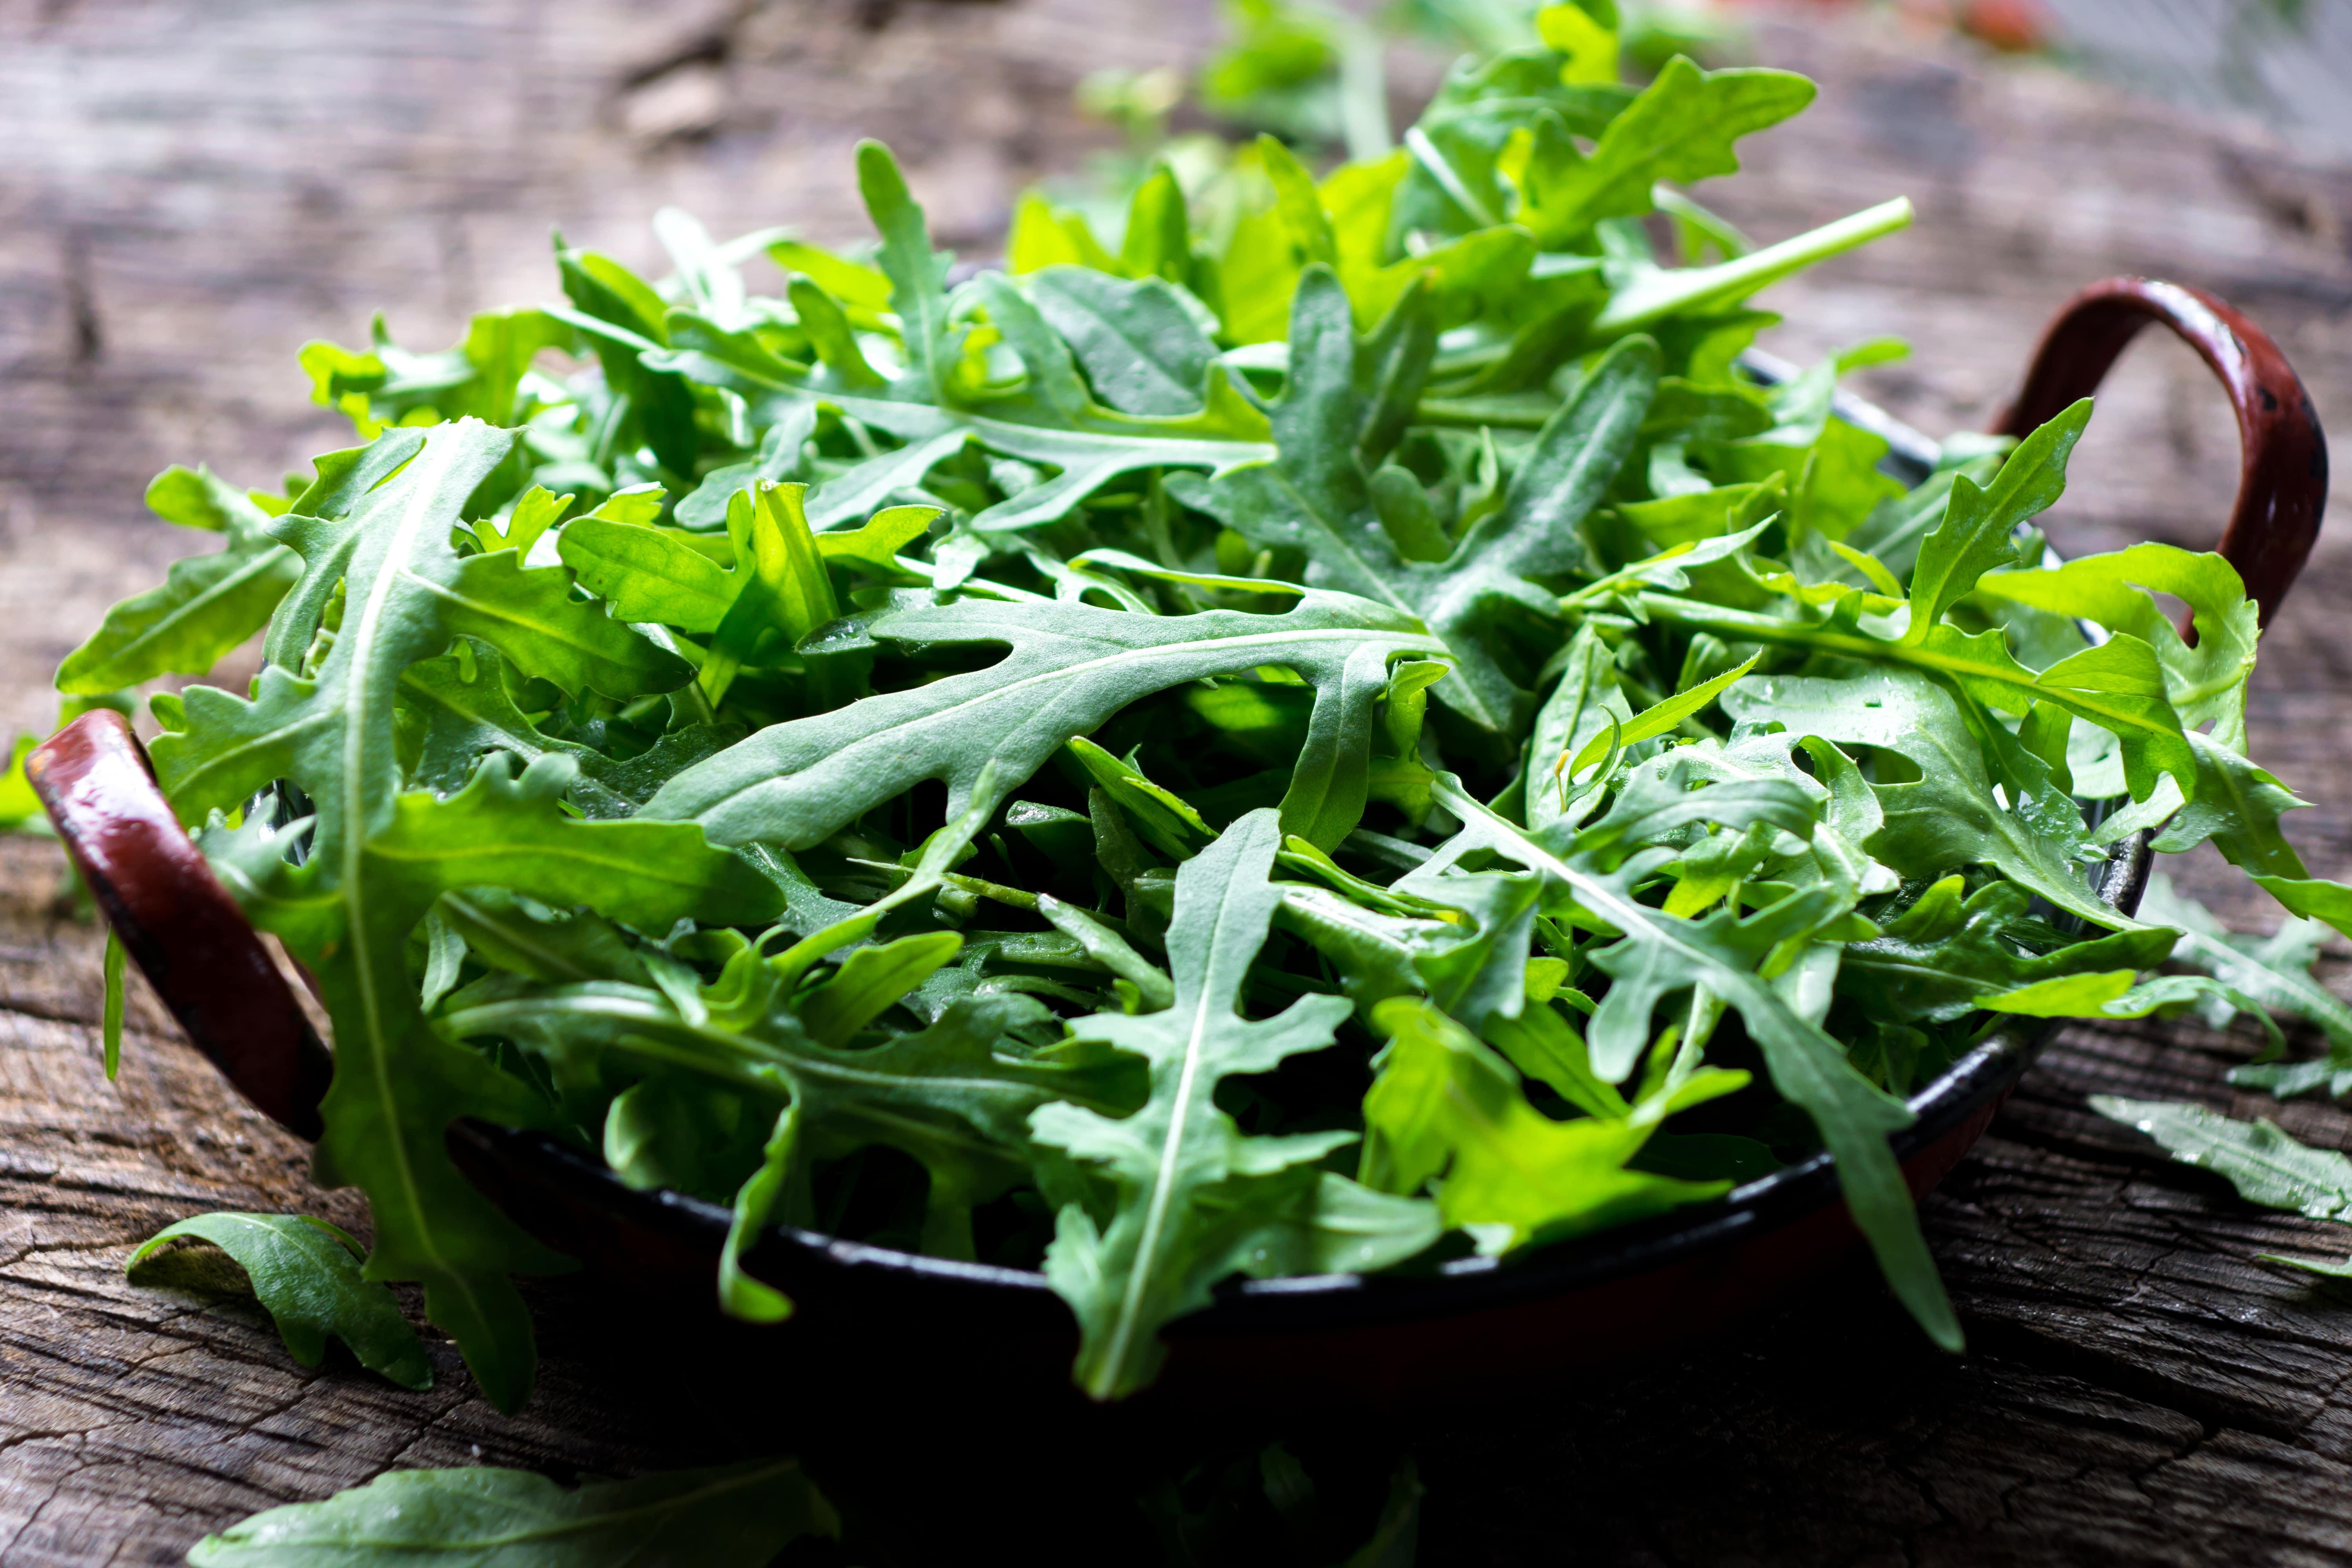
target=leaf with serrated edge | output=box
[1031,810,1438,1399]
[129,1212,431,1390]
[213,753,778,1409]
[642,586,1444,853]
[1176,269,1656,731]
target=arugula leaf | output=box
[1028,268,1219,416]
[399,641,631,817]
[1840,878,2172,1025]
[1413,774,1962,1350]
[129,1211,431,1390]
[1175,269,1657,729]
[653,147,1276,537]
[2095,1069,2352,1290]
[89,19,2342,1412]
[56,466,301,694]
[215,755,779,1410]
[1978,970,2280,1047]
[1031,809,1440,1399]
[303,306,575,435]
[1902,399,2090,638]
[2091,1096,2352,1219]
[1514,57,1815,242]
[1722,666,2129,930]
[1361,999,1730,1250]
[2123,876,2352,1099]
[642,586,1445,852]
[154,421,688,858]
[186,1457,836,1567]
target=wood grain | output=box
[4,2,2352,1563]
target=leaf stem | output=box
[1592,198,1913,337]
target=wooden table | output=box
[5,3,2352,1562]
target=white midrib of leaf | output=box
[1091,1006,1214,1401]
[1097,941,1224,1397]
[1096,992,1214,1401]
[813,387,1274,463]
[336,429,473,1307]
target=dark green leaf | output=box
[185,1456,836,1567]
[129,1212,431,1390]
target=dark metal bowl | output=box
[28,278,2327,1403]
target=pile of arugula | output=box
[70,0,2347,1411]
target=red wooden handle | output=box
[25,709,330,1138]
[1995,276,2328,626]
[29,281,2329,1143]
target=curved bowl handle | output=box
[26,709,331,1138]
[1995,276,2328,625]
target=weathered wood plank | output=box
[4,3,2352,1564]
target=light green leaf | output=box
[1418,775,1961,1351]
[1361,999,1726,1249]
[214,753,780,1410]
[858,138,961,401]
[1566,651,1758,777]
[157,422,685,861]
[1840,878,2172,1025]
[57,466,302,693]
[1028,268,1217,417]
[1722,666,2128,929]
[2132,875,2352,1100]
[661,289,1274,534]
[797,931,962,1047]
[1903,399,2091,640]
[1517,56,1814,241]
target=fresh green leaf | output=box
[2092,1096,2352,1219]
[642,585,1445,852]
[129,1212,432,1390]
[57,466,301,693]
[213,753,779,1409]
[1031,810,1440,1399]
[1361,999,1728,1249]
[1176,270,1657,730]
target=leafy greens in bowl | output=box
[60,9,2335,1408]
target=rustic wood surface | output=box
[5,2,2352,1563]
